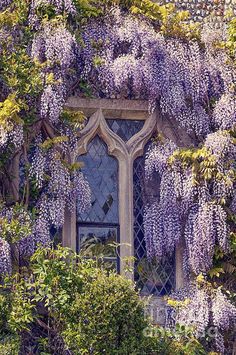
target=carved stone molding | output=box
[127,111,157,159]
[74,109,128,161]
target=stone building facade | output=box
[159,0,235,22]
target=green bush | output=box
[140,325,207,355]
[0,335,20,355]
[0,246,207,355]
[62,269,147,354]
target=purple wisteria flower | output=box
[0,238,12,274]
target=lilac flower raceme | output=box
[67,171,91,214]
[31,22,76,68]
[0,238,12,274]
[32,0,76,14]
[0,126,8,146]
[186,202,228,275]
[29,134,46,189]
[29,0,76,28]
[144,140,182,259]
[204,131,234,159]
[212,288,236,332]
[167,284,236,353]
[40,84,65,124]
[0,0,12,11]
[9,124,24,147]
[48,197,66,228]
[213,93,236,130]
[145,140,177,179]
[0,205,34,262]
[34,196,51,247]
[47,150,71,197]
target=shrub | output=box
[0,246,207,354]
[62,269,147,354]
[0,335,20,355]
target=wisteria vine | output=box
[0,0,235,352]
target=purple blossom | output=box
[204,131,233,158]
[18,234,35,258]
[68,171,91,214]
[213,93,236,130]
[40,84,65,123]
[0,126,8,146]
[144,170,181,259]
[29,0,76,28]
[47,150,70,196]
[0,238,12,274]
[31,23,76,68]
[48,197,65,227]
[145,140,177,179]
[186,202,228,275]
[9,124,24,147]
[201,22,226,46]
[212,288,236,331]
[168,284,236,353]
[0,0,12,11]
[34,196,51,246]
[29,134,46,189]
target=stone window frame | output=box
[63,97,186,291]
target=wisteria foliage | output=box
[167,283,236,353]
[0,1,236,352]
[144,132,235,275]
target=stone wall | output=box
[159,0,236,23]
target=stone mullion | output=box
[118,154,134,278]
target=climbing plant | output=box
[0,0,235,353]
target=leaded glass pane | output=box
[78,225,118,271]
[133,156,175,296]
[77,136,119,224]
[107,119,144,142]
[78,226,118,258]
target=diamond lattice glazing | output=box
[133,156,175,296]
[107,119,144,142]
[77,136,119,224]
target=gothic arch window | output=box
[63,98,184,301]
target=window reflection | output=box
[79,226,117,258]
[78,225,118,271]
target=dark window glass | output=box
[107,119,144,142]
[77,136,119,224]
[133,155,175,296]
[78,225,118,271]
[77,136,119,270]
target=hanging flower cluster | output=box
[0,2,235,352]
[0,0,12,11]
[145,131,236,275]
[29,133,91,242]
[0,204,34,260]
[167,282,236,354]
[145,130,236,351]
[78,9,234,139]
[144,140,182,259]
[185,202,228,275]
[0,238,12,274]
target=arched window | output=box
[63,98,183,303]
